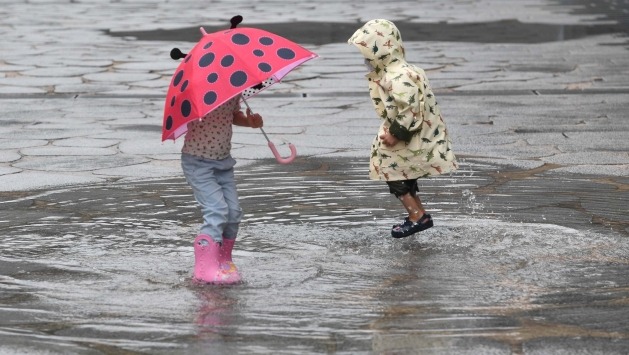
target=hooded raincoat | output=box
[349,19,458,182]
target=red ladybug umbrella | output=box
[162,16,318,163]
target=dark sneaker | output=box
[391,214,433,238]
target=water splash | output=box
[461,189,484,215]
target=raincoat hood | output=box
[348,19,405,74]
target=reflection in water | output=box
[194,287,238,340]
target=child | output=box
[181,95,262,284]
[348,19,458,238]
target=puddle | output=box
[107,19,626,45]
[1,219,628,353]
[0,158,628,353]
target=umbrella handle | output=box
[267,141,297,164]
[244,99,297,164]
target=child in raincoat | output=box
[181,95,263,284]
[348,19,458,238]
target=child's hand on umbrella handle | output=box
[246,108,264,128]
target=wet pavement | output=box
[1,158,628,354]
[1,0,629,354]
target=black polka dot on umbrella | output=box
[199,52,215,67]
[173,70,184,86]
[230,71,248,87]
[232,33,250,45]
[258,63,272,72]
[180,80,188,92]
[165,116,173,130]
[203,41,213,49]
[253,49,264,57]
[277,48,296,60]
[181,100,192,117]
[259,37,274,46]
[204,91,217,105]
[221,55,235,67]
[170,96,176,107]
[207,72,218,83]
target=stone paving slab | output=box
[2,1,628,99]
[1,89,628,191]
[0,1,626,192]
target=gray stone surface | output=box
[0,0,628,353]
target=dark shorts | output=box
[386,179,419,197]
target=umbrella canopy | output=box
[162,20,318,141]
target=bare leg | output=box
[398,193,425,223]
[413,195,425,214]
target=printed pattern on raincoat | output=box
[348,19,458,181]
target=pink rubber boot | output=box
[193,234,226,284]
[219,238,242,284]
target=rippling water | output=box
[1,158,628,354]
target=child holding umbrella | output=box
[163,16,317,284]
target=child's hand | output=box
[246,108,263,128]
[379,129,399,147]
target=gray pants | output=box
[181,153,243,242]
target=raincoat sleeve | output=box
[387,77,424,142]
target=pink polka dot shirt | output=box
[182,96,241,160]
